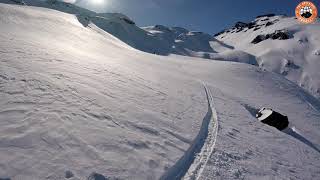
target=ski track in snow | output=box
[161,83,219,180]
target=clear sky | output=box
[76,0,320,34]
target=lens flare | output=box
[91,0,104,4]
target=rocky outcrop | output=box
[251,30,291,44]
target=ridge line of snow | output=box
[160,83,218,180]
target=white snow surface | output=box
[215,15,320,99]
[0,2,320,180]
[4,1,320,100]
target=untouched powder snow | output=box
[0,3,320,180]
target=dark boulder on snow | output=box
[260,18,270,22]
[88,172,108,180]
[251,30,291,44]
[235,22,258,31]
[65,170,74,179]
[256,108,289,131]
[251,35,267,44]
[253,27,261,31]
[235,22,248,29]
[247,22,256,29]
[265,21,274,27]
[270,30,290,40]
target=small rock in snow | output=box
[65,170,74,179]
[88,172,108,180]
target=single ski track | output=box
[161,83,219,180]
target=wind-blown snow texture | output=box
[4,0,320,99]
[0,1,320,180]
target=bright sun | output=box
[91,0,104,4]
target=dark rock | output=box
[251,35,266,44]
[247,22,256,29]
[235,22,248,28]
[253,27,261,31]
[251,30,291,44]
[65,170,74,179]
[236,28,243,33]
[265,34,270,39]
[286,60,300,69]
[270,30,289,40]
[88,172,108,180]
[76,15,90,27]
[214,30,225,36]
[121,17,135,25]
[265,22,273,26]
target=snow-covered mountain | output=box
[144,15,320,100]
[0,1,320,180]
[214,14,320,99]
[4,1,319,100]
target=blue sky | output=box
[77,0,319,34]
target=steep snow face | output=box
[215,15,320,99]
[1,3,320,180]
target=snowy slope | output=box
[1,3,320,180]
[142,25,240,60]
[2,0,319,100]
[1,0,173,55]
[214,15,320,99]
[0,0,256,63]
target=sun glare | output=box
[91,0,104,5]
